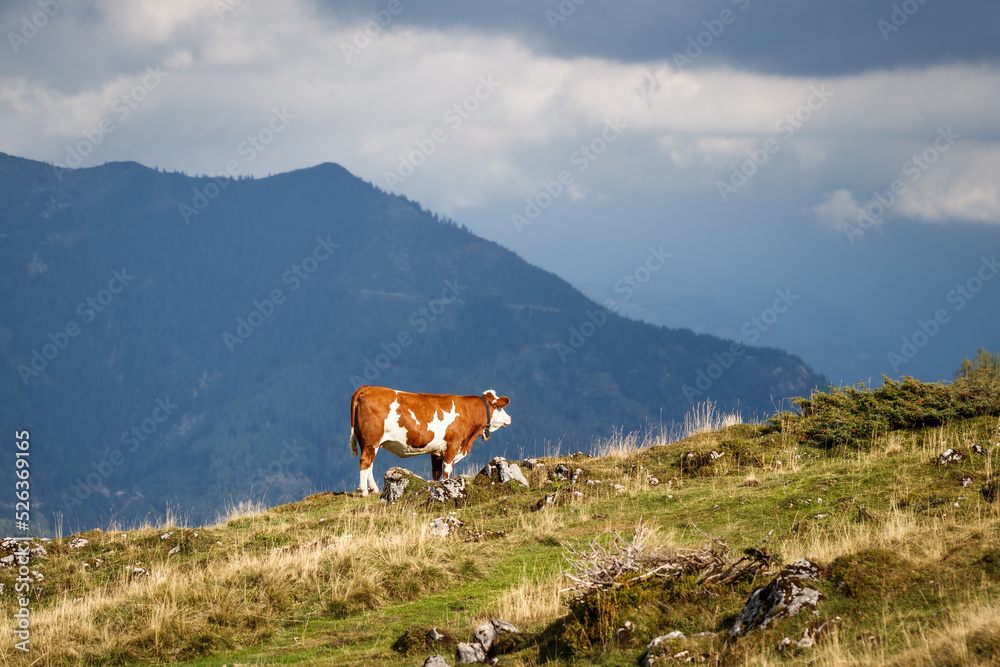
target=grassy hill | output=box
[2,378,999,666]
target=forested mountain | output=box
[0,152,825,532]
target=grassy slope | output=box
[2,411,1000,666]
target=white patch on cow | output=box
[409,409,420,425]
[490,407,512,431]
[378,399,458,458]
[444,449,466,479]
[427,402,459,450]
[360,465,378,495]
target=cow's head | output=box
[482,389,512,434]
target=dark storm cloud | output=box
[318,0,1000,75]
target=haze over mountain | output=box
[0,152,825,533]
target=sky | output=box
[2,0,998,385]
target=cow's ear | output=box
[496,396,510,408]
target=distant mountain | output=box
[0,152,825,532]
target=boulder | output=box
[937,449,962,466]
[729,559,824,637]
[455,642,486,664]
[381,467,416,503]
[479,457,528,487]
[422,656,450,667]
[429,516,465,537]
[473,619,518,652]
[430,477,467,503]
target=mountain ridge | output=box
[0,151,825,532]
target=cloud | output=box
[895,145,1000,224]
[1,0,999,233]
[315,0,1000,77]
[811,189,862,231]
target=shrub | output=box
[769,375,1000,448]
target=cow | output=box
[349,385,511,496]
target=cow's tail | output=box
[350,386,363,457]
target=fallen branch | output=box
[560,523,776,598]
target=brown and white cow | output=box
[349,385,511,495]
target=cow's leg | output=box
[359,445,379,496]
[431,455,443,481]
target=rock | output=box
[429,516,465,537]
[962,476,974,487]
[474,623,497,651]
[641,632,686,666]
[480,457,528,487]
[473,619,518,652]
[430,477,467,503]
[571,468,582,483]
[381,467,413,503]
[68,537,89,549]
[729,559,824,637]
[160,532,173,540]
[129,566,150,579]
[0,555,14,567]
[455,641,486,663]
[422,656,450,667]
[777,617,839,651]
[937,449,962,466]
[168,545,182,555]
[972,443,985,455]
[553,464,570,480]
[30,544,47,557]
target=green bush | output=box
[768,375,1000,448]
